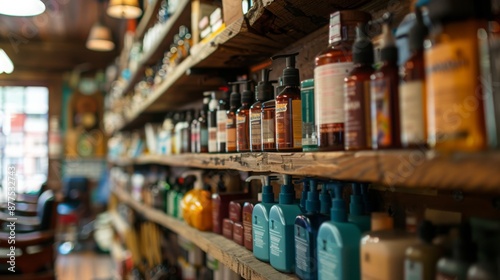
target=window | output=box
[0,86,49,197]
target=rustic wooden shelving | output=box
[111,187,298,280]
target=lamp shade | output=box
[0,0,45,16]
[0,49,14,74]
[86,22,115,52]
[107,0,142,19]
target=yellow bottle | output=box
[181,170,213,231]
[425,0,488,151]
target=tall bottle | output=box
[425,0,488,151]
[370,13,401,149]
[208,91,219,153]
[226,83,241,153]
[236,81,254,152]
[272,53,303,152]
[301,79,318,152]
[261,78,281,152]
[315,11,372,151]
[198,96,209,153]
[191,109,200,153]
[344,24,375,151]
[250,69,275,152]
[181,110,194,153]
[217,89,230,152]
[173,111,185,154]
[400,7,428,148]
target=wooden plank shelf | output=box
[109,151,500,193]
[112,187,298,280]
[135,0,163,41]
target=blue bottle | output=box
[317,182,362,280]
[348,183,371,232]
[250,175,277,262]
[294,180,330,280]
[269,174,303,273]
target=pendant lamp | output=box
[0,49,14,74]
[87,0,115,51]
[107,0,142,19]
[0,0,45,17]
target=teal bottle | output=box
[348,183,371,232]
[294,179,330,280]
[251,175,277,262]
[317,182,362,280]
[269,174,303,273]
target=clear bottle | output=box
[425,0,488,151]
[217,89,230,152]
[370,13,402,149]
[236,81,254,152]
[344,24,375,151]
[172,111,184,155]
[250,69,275,152]
[226,83,241,153]
[400,7,428,148]
[272,53,303,152]
[190,109,200,153]
[315,11,372,151]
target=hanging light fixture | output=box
[0,0,45,16]
[107,0,142,19]
[87,0,115,51]
[0,49,14,74]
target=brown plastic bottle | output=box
[236,81,254,153]
[315,11,371,151]
[250,69,275,152]
[272,53,302,152]
[226,84,241,153]
[344,24,375,151]
[261,80,280,152]
[425,0,488,152]
[370,14,401,149]
[400,7,428,148]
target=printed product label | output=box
[243,212,252,247]
[404,260,423,280]
[226,118,236,151]
[269,227,283,258]
[317,243,340,280]
[217,111,227,144]
[329,12,341,43]
[253,222,266,250]
[371,78,393,147]
[200,128,208,147]
[276,102,287,146]
[345,80,371,149]
[399,81,425,145]
[292,100,303,148]
[314,62,354,126]
[208,127,217,152]
[237,114,248,150]
[425,38,480,145]
[262,118,275,144]
[250,112,262,147]
[294,226,311,275]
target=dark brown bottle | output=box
[400,7,428,148]
[344,24,375,151]
[236,81,254,152]
[261,80,279,152]
[272,53,302,152]
[226,83,241,153]
[370,13,401,149]
[315,11,372,151]
[198,99,209,153]
[250,69,275,152]
[181,109,194,153]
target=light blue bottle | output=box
[250,175,277,262]
[269,174,303,273]
[317,182,362,280]
[294,179,329,280]
[348,183,371,232]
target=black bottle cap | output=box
[240,80,255,104]
[256,68,275,102]
[228,82,242,108]
[271,52,300,87]
[377,13,398,63]
[352,24,374,65]
[418,220,436,244]
[452,222,477,262]
[429,0,491,23]
[409,8,428,53]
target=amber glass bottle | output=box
[344,24,375,151]
[226,84,241,153]
[425,0,488,151]
[261,79,280,152]
[237,81,254,152]
[315,11,371,151]
[250,69,274,152]
[370,15,401,149]
[272,53,302,152]
[400,7,428,148]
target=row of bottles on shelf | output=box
[110,0,500,155]
[111,166,500,280]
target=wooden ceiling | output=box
[0,0,128,76]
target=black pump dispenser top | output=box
[271,52,300,87]
[376,13,398,63]
[228,82,241,108]
[229,80,254,105]
[353,24,374,64]
[256,68,276,102]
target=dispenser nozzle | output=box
[271,52,299,68]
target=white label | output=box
[314,62,354,126]
[217,110,227,144]
[399,81,425,144]
[269,228,282,257]
[404,260,423,280]
[329,12,341,43]
[262,118,275,144]
[208,127,217,152]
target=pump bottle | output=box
[261,78,281,152]
[250,68,275,152]
[236,81,254,152]
[226,83,241,153]
[217,89,230,152]
[180,170,212,231]
[208,91,219,153]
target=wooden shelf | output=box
[112,187,298,280]
[135,0,163,41]
[109,151,500,193]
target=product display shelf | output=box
[117,0,192,99]
[135,0,163,41]
[111,186,299,280]
[109,150,500,193]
